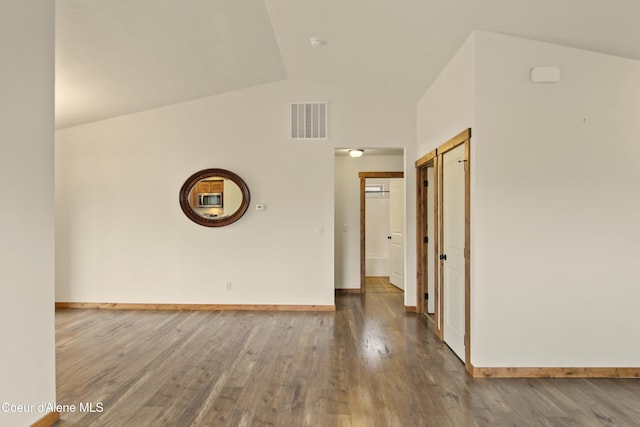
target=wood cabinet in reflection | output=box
[189,179,224,207]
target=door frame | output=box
[359,171,404,293]
[415,128,472,374]
[415,149,437,325]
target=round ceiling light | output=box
[310,37,326,48]
[349,149,364,158]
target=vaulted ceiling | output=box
[56,0,640,129]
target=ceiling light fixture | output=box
[349,149,364,158]
[310,37,326,48]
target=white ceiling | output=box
[56,0,640,129]
[55,0,286,128]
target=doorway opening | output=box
[334,148,404,295]
[359,171,404,293]
[416,150,437,321]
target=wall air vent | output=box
[290,102,327,139]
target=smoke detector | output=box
[310,37,326,48]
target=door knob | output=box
[439,254,447,261]
[387,236,392,240]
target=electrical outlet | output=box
[225,282,232,291]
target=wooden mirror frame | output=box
[179,168,250,227]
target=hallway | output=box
[55,292,640,426]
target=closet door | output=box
[389,179,404,289]
[441,143,466,362]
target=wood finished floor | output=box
[365,276,402,293]
[55,290,640,426]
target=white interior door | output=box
[365,179,391,276]
[389,178,404,289]
[427,167,435,314]
[442,144,466,361]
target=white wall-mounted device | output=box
[530,66,560,83]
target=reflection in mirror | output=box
[179,169,250,227]
[188,178,243,219]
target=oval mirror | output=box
[179,169,250,227]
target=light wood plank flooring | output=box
[55,292,640,426]
[365,276,402,293]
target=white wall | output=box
[56,80,415,307]
[0,1,56,425]
[417,33,476,156]
[418,31,640,367]
[334,154,404,289]
[474,32,640,367]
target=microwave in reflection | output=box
[198,193,223,207]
